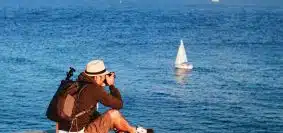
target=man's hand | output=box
[105,72,115,86]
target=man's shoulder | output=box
[84,83,103,92]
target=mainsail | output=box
[175,40,188,65]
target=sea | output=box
[1,1,283,133]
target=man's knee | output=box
[106,109,120,119]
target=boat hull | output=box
[175,63,193,70]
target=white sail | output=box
[175,40,188,65]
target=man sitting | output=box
[58,60,153,133]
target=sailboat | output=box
[212,0,219,3]
[175,40,193,70]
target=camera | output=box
[104,72,116,85]
[106,72,116,78]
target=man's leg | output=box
[108,110,136,133]
[108,110,154,133]
[85,109,136,133]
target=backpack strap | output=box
[73,82,94,119]
[69,82,92,132]
[74,105,95,118]
[74,82,87,110]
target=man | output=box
[58,60,153,133]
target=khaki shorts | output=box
[85,112,114,133]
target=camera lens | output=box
[107,72,116,78]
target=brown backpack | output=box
[46,68,89,122]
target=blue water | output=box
[1,3,283,133]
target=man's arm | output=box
[109,85,122,100]
[98,72,123,109]
[98,86,123,109]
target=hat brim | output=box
[85,70,110,77]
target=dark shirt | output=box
[58,72,123,131]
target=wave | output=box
[15,130,55,133]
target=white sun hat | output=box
[84,60,110,76]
